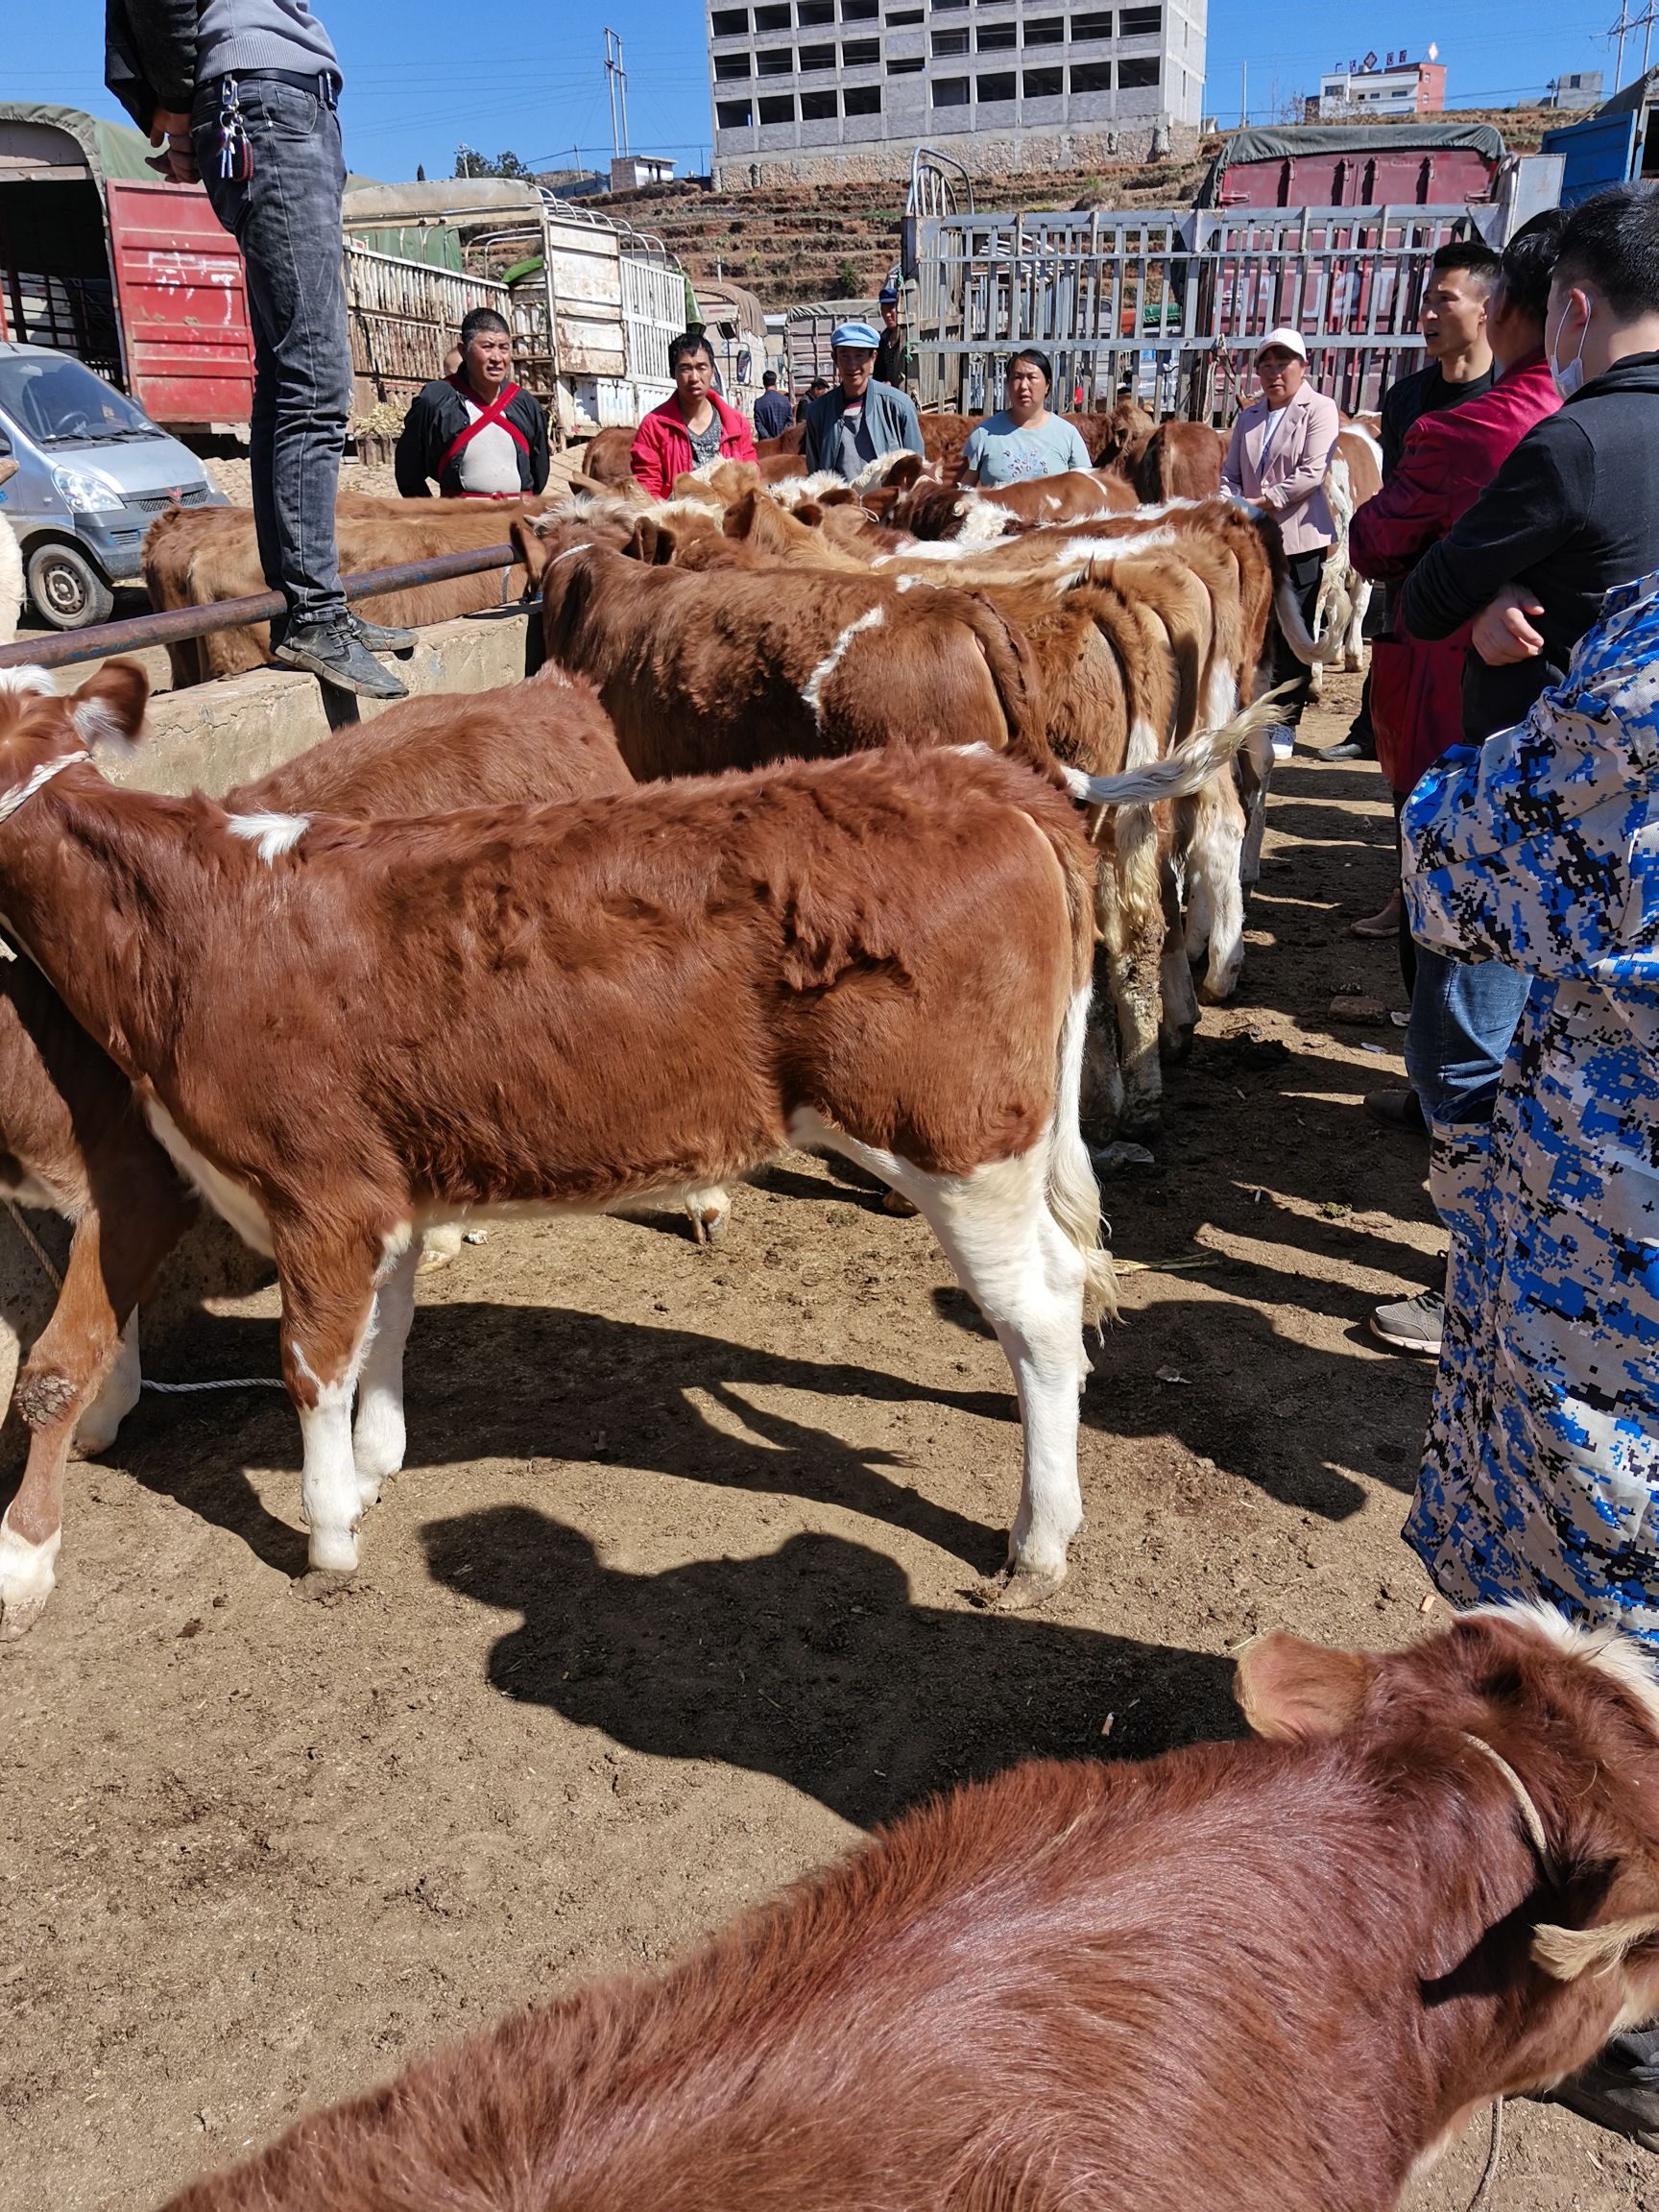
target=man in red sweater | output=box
[630,330,757,500]
[1348,210,1564,1355]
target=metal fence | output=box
[902,201,1500,420]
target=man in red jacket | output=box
[1348,210,1564,1354]
[630,330,757,500]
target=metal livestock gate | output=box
[343,242,510,414]
[902,202,1501,421]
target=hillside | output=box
[593,103,1562,310]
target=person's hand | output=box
[1472,583,1545,666]
[148,108,199,184]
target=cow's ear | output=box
[72,659,148,754]
[628,517,679,565]
[796,500,824,527]
[1535,1862,1659,1982]
[887,452,926,492]
[511,517,551,588]
[1235,1630,1369,1742]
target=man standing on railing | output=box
[395,310,551,499]
[105,0,410,698]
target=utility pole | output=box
[1240,59,1249,125]
[605,30,631,159]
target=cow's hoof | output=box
[302,1526,360,1578]
[691,1207,729,1247]
[881,1189,920,1218]
[294,1565,357,1603]
[971,1560,1067,1613]
[0,1521,60,1639]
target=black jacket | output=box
[1401,351,1659,738]
[106,0,200,130]
[875,324,905,389]
[394,376,551,498]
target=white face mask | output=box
[1546,297,1592,400]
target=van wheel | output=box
[26,541,115,631]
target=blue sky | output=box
[7,0,1626,180]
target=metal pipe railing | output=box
[0,541,521,675]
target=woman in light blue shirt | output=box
[958,349,1093,487]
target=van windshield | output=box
[0,357,164,446]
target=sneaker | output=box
[1370,1288,1444,1356]
[1268,725,1295,763]
[1363,1087,1425,1132]
[1545,2029,1659,2152]
[274,617,408,699]
[350,612,417,651]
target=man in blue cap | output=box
[875,285,905,389]
[805,322,924,480]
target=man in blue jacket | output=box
[804,323,924,480]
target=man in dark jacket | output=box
[753,372,794,442]
[395,308,550,498]
[874,285,905,389]
[1392,182,1659,2147]
[105,0,408,696]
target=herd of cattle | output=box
[19,398,1651,2210]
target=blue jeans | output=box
[192,76,351,625]
[1404,944,1530,1126]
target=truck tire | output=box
[26,540,116,631]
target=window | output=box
[1022,64,1062,92]
[888,53,926,68]
[931,74,970,101]
[711,6,749,29]
[1070,10,1112,34]
[844,81,882,109]
[798,0,835,20]
[932,26,969,49]
[758,91,797,118]
[976,23,1017,46]
[1023,14,1065,37]
[801,85,838,114]
[1118,53,1160,83]
[755,3,791,21]
[716,96,755,124]
[757,46,796,71]
[1070,58,1113,88]
[800,41,836,64]
[843,0,880,16]
[715,51,754,75]
[1118,4,1160,28]
[934,0,969,11]
[977,68,1016,97]
[887,7,923,15]
[843,36,879,60]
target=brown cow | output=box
[143,499,549,687]
[1130,420,1225,503]
[160,1606,1659,2212]
[0,664,638,1638]
[0,669,1275,1601]
[578,424,637,485]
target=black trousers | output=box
[1269,547,1327,727]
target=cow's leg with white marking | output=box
[276,1228,382,1575]
[1189,770,1249,1003]
[351,1237,421,1506]
[76,1312,142,1452]
[792,1113,1087,1608]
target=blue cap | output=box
[878,283,899,304]
[831,321,880,350]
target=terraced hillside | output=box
[594,104,1561,312]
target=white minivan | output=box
[0,342,227,629]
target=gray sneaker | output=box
[275,617,408,699]
[350,612,417,651]
[1370,1288,1444,1357]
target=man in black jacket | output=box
[105,0,408,696]
[395,309,550,499]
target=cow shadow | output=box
[421,1504,1244,1827]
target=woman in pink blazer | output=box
[1222,327,1340,755]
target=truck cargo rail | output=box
[0,541,523,675]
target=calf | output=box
[1130,419,1225,503]
[160,1605,1659,2212]
[578,425,638,485]
[0,666,637,1638]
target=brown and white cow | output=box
[160,1605,1659,2212]
[0,664,1261,1602]
[0,664,643,1637]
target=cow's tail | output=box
[1060,691,1285,809]
[1047,981,1119,1329]
[960,592,1049,761]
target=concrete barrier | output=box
[2,606,539,1465]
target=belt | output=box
[214,68,341,106]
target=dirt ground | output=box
[4,669,1657,2211]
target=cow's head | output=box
[1237,1605,1659,2084]
[0,661,147,821]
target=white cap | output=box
[1256,326,1308,361]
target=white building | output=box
[1314,49,1445,119]
[707,0,1206,184]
